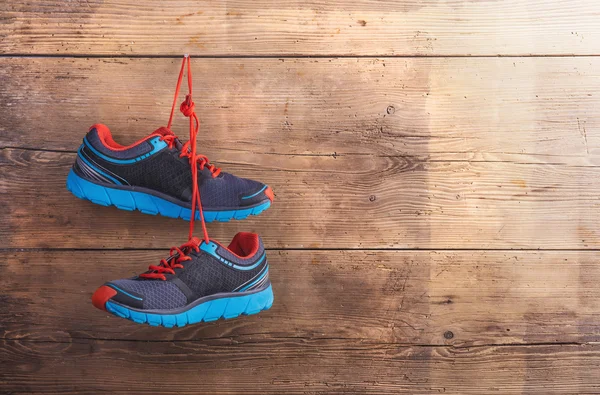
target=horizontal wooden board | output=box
[2,1,600,56]
[1,57,599,165]
[4,250,600,346]
[3,339,600,394]
[2,147,600,249]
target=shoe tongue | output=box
[188,237,212,250]
[153,127,184,150]
[153,126,174,136]
[189,236,202,247]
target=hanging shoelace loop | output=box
[140,55,214,280]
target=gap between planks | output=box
[0,337,593,349]
[3,146,600,169]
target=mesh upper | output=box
[111,278,187,310]
[82,133,268,209]
[200,172,264,207]
[108,242,268,311]
[177,252,265,297]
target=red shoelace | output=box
[142,238,200,281]
[140,55,215,281]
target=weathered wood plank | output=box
[4,250,600,345]
[2,148,599,249]
[2,338,600,394]
[2,1,600,56]
[1,58,599,164]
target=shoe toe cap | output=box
[92,282,145,311]
[91,285,117,311]
[264,186,274,203]
[239,183,274,206]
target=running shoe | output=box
[66,58,273,223]
[91,55,273,326]
[91,233,273,327]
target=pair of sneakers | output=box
[66,56,274,327]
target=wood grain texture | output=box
[2,3,600,392]
[1,57,599,164]
[3,147,600,249]
[2,339,600,394]
[2,1,600,56]
[3,250,600,346]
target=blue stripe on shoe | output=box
[241,185,267,200]
[199,242,266,271]
[106,284,143,301]
[66,169,272,221]
[104,284,274,328]
[83,136,168,164]
[77,146,123,185]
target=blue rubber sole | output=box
[66,169,271,222]
[105,285,274,327]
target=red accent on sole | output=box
[92,285,117,311]
[264,186,274,203]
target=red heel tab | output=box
[226,232,261,258]
[92,285,117,311]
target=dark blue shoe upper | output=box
[73,125,271,210]
[102,233,269,311]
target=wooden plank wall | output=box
[1,1,600,393]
